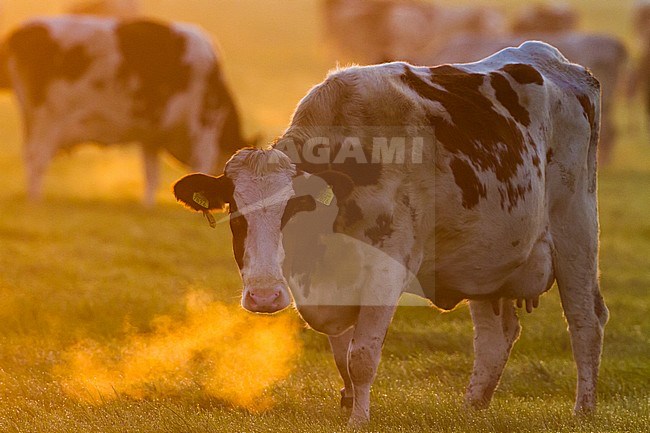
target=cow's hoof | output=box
[340,388,353,409]
[464,397,490,410]
[573,399,596,416]
[347,414,370,429]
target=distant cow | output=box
[173,42,607,426]
[0,16,248,205]
[511,2,578,34]
[323,0,505,64]
[427,33,627,163]
[633,0,650,42]
[629,1,650,126]
[68,0,141,18]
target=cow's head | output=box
[173,148,353,313]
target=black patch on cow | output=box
[173,173,233,211]
[364,213,394,247]
[575,92,596,129]
[202,64,248,168]
[449,157,487,209]
[7,23,93,106]
[115,20,191,123]
[499,178,532,211]
[294,137,382,187]
[281,195,317,229]
[531,152,541,168]
[229,200,248,270]
[160,123,193,165]
[489,72,531,126]
[511,240,520,247]
[400,65,531,211]
[340,200,364,227]
[500,63,544,86]
[546,147,554,163]
[529,134,542,178]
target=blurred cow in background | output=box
[0,16,250,205]
[67,0,141,18]
[511,2,579,34]
[632,0,650,43]
[323,0,505,64]
[628,0,650,131]
[426,33,627,164]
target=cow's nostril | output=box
[243,287,289,313]
[249,290,281,303]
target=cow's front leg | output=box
[465,298,521,408]
[347,304,397,427]
[23,137,59,201]
[141,148,159,208]
[328,326,354,409]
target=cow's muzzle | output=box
[242,285,290,313]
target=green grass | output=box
[1,0,650,431]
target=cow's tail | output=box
[587,72,601,195]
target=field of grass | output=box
[1,0,649,431]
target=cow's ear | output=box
[313,170,354,202]
[173,173,233,212]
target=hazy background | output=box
[0,1,648,432]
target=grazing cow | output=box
[427,33,627,164]
[173,42,607,426]
[0,16,248,205]
[629,1,650,127]
[633,0,650,43]
[68,0,141,18]
[323,0,505,64]
[511,2,578,34]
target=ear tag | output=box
[203,210,216,228]
[193,192,210,209]
[315,185,334,206]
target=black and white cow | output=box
[174,42,607,426]
[0,16,249,205]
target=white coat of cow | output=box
[0,16,249,205]
[174,42,607,426]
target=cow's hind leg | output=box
[328,326,354,409]
[552,229,608,413]
[465,298,521,408]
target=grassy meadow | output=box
[0,0,649,431]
